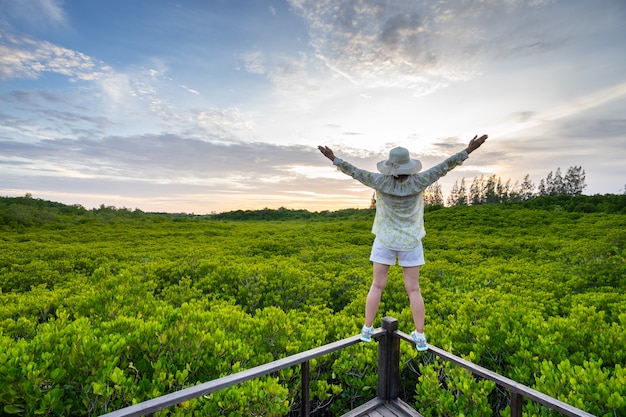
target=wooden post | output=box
[301,361,310,417]
[377,316,400,401]
[510,391,523,417]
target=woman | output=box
[318,134,487,350]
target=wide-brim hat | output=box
[377,146,422,176]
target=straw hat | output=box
[376,147,422,175]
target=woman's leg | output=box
[364,262,389,327]
[402,266,425,333]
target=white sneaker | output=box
[360,325,374,342]
[411,331,428,351]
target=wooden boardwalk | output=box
[341,398,424,417]
[100,316,595,417]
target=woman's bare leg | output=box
[365,262,389,327]
[402,266,425,333]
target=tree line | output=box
[424,166,587,206]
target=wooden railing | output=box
[99,332,367,417]
[100,317,595,417]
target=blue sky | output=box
[1,0,625,213]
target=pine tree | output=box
[519,174,535,200]
[544,171,554,195]
[508,180,521,202]
[505,179,514,202]
[424,182,444,206]
[457,178,468,206]
[540,166,586,196]
[564,166,586,195]
[551,168,565,195]
[495,178,507,203]
[544,169,566,195]
[469,175,484,205]
[485,175,498,203]
[538,178,547,196]
[447,181,460,206]
[444,167,584,204]
[447,179,468,206]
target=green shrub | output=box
[0,196,624,416]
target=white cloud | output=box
[96,73,133,104]
[1,0,68,30]
[180,85,200,95]
[287,0,482,90]
[0,31,260,139]
[38,0,67,26]
[0,32,113,81]
[241,51,267,75]
[286,0,617,95]
[487,81,626,140]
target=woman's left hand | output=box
[466,134,488,154]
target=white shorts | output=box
[369,238,425,267]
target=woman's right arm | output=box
[318,145,336,162]
[318,146,386,189]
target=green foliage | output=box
[522,194,626,214]
[413,355,495,417]
[0,195,625,416]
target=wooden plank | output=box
[388,399,425,417]
[340,398,424,417]
[340,398,385,417]
[377,405,401,417]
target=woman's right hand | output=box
[318,145,336,161]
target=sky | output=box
[1,0,625,214]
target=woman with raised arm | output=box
[318,134,488,351]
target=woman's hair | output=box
[393,174,410,182]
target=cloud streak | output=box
[489,81,626,139]
[1,0,68,31]
[287,0,567,93]
[0,31,111,81]
[0,135,376,212]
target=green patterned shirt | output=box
[333,150,468,250]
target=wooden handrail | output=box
[395,330,595,417]
[99,330,382,417]
[100,318,595,417]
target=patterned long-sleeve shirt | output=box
[333,150,468,250]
